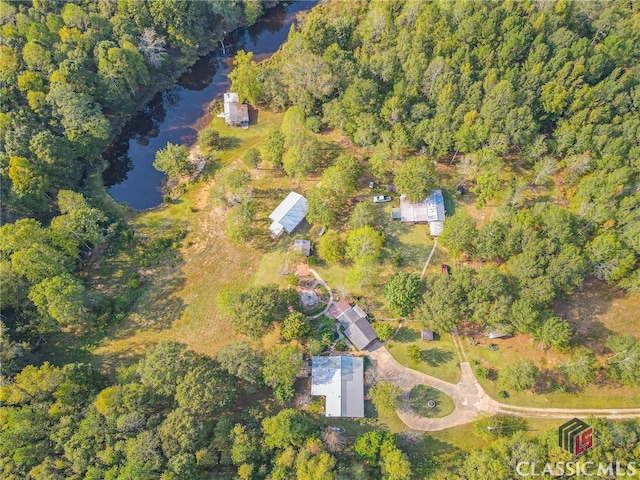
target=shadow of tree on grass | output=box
[421,348,454,367]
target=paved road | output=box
[367,341,499,431]
[366,342,640,431]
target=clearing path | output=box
[420,237,438,280]
[307,268,334,320]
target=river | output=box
[104,1,318,210]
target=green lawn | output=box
[409,385,455,418]
[387,322,461,384]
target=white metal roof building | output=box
[268,192,308,237]
[399,189,446,224]
[311,355,364,418]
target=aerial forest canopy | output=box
[240,0,640,295]
[2,0,640,478]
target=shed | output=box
[223,92,249,128]
[399,190,446,223]
[311,356,364,417]
[293,239,311,256]
[269,192,308,237]
[421,329,434,341]
[390,208,402,220]
[488,331,508,339]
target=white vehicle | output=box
[373,195,391,203]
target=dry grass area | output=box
[553,278,640,351]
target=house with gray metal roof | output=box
[328,300,377,350]
[268,192,308,237]
[311,355,364,417]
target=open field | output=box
[553,278,640,350]
[387,322,461,384]
[45,111,287,374]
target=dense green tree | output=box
[229,50,263,105]
[217,341,263,385]
[536,316,572,352]
[175,360,236,415]
[231,284,287,338]
[153,142,191,178]
[28,274,87,329]
[136,342,192,397]
[560,347,596,387]
[262,409,316,449]
[500,360,538,392]
[440,211,477,257]
[372,322,394,342]
[224,202,254,244]
[606,335,640,385]
[394,157,438,202]
[262,130,285,167]
[414,274,467,334]
[261,344,304,404]
[345,226,385,264]
[282,137,322,178]
[242,147,261,168]
[198,126,220,148]
[369,381,401,416]
[306,185,341,227]
[348,202,379,229]
[317,230,345,263]
[281,312,311,341]
[159,407,210,458]
[384,272,424,317]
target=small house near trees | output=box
[398,189,446,236]
[221,92,249,128]
[269,192,308,237]
[311,355,364,417]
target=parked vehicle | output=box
[373,195,391,203]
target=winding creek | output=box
[104,1,318,210]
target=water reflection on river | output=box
[105,1,317,210]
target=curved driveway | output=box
[309,269,640,431]
[366,342,640,431]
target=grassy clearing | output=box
[463,333,640,408]
[44,111,285,374]
[387,322,461,384]
[409,385,456,418]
